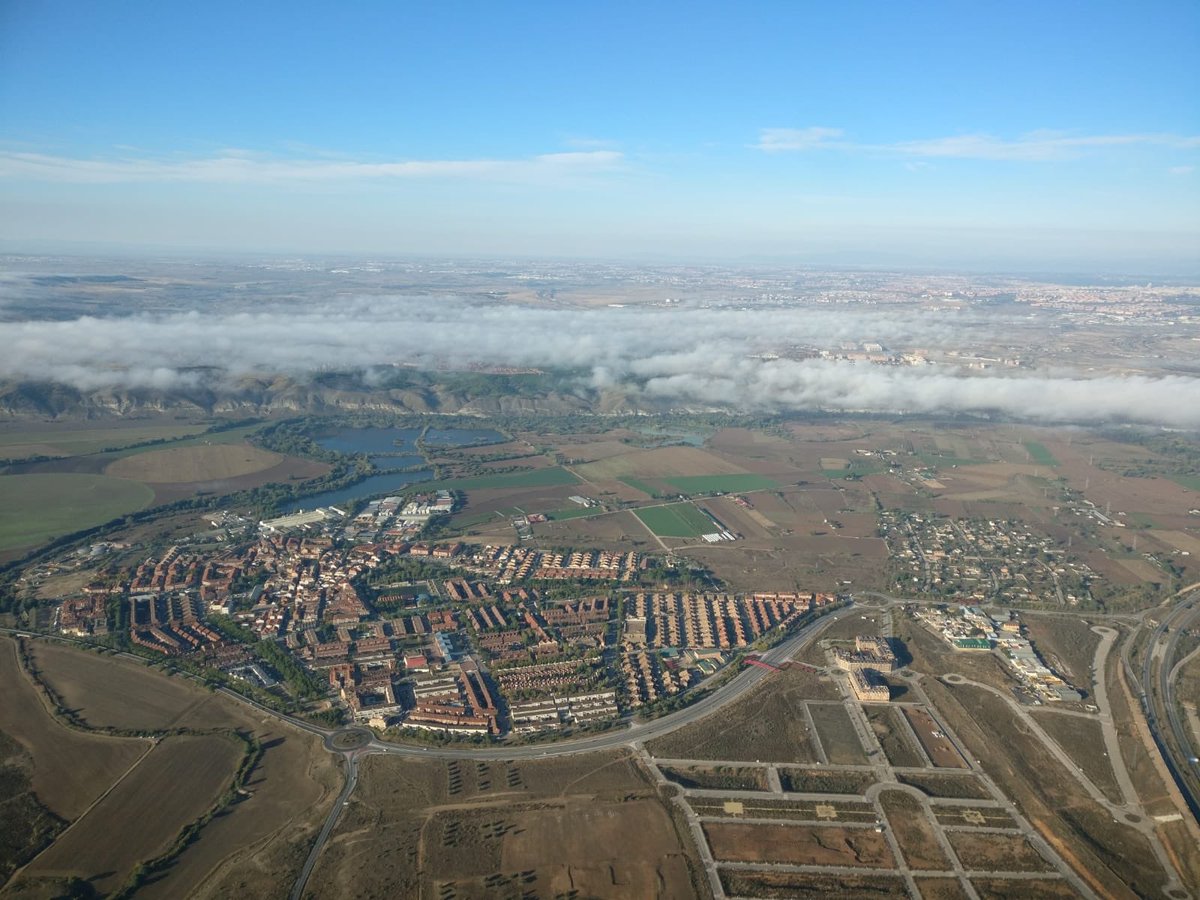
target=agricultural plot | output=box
[22,735,244,895]
[105,443,284,482]
[0,638,150,821]
[704,821,895,868]
[437,466,579,491]
[634,502,717,538]
[574,445,746,482]
[1023,441,1058,467]
[0,423,209,460]
[808,702,870,765]
[0,473,154,552]
[662,473,778,494]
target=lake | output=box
[283,468,434,513]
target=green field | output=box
[634,502,716,537]
[824,459,888,479]
[437,467,579,492]
[1023,441,1058,467]
[0,424,210,460]
[662,474,778,494]
[1168,474,1200,490]
[0,473,155,551]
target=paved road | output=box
[290,750,360,900]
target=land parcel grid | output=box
[307,750,705,900]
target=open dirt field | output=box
[808,702,870,765]
[703,821,895,867]
[660,765,768,792]
[778,768,877,795]
[720,869,907,898]
[0,638,150,821]
[309,750,704,900]
[948,832,1053,873]
[923,676,1170,900]
[879,790,947,871]
[1031,710,1124,804]
[22,734,243,894]
[646,667,833,763]
[914,877,972,900]
[1018,614,1099,691]
[105,443,284,482]
[865,705,925,768]
[904,706,967,768]
[896,772,993,800]
[574,445,747,482]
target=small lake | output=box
[283,469,434,513]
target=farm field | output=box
[703,821,895,867]
[0,638,150,821]
[0,473,155,552]
[0,422,209,460]
[661,473,779,493]
[11,639,340,900]
[1023,441,1058,467]
[308,750,703,900]
[0,730,64,885]
[105,442,284,482]
[573,445,746,482]
[807,701,871,765]
[22,734,244,895]
[634,501,717,538]
[646,667,835,762]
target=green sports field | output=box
[634,502,717,537]
[0,473,155,551]
[662,474,778,493]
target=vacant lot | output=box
[24,734,242,894]
[879,790,947,871]
[808,702,870,765]
[904,706,967,768]
[647,667,832,763]
[971,878,1077,899]
[0,473,154,552]
[0,638,150,820]
[914,877,972,900]
[949,832,1053,873]
[932,805,1017,829]
[866,705,925,768]
[634,502,717,537]
[897,772,993,800]
[778,767,877,795]
[661,764,767,792]
[309,750,703,900]
[704,821,894,868]
[1019,614,1100,691]
[720,869,907,898]
[688,796,879,823]
[1031,710,1124,804]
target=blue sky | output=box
[1,0,1197,270]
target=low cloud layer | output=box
[1,297,1197,428]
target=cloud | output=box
[0,149,625,184]
[754,127,845,152]
[1169,165,1195,176]
[756,127,1200,161]
[1,296,1197,428]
